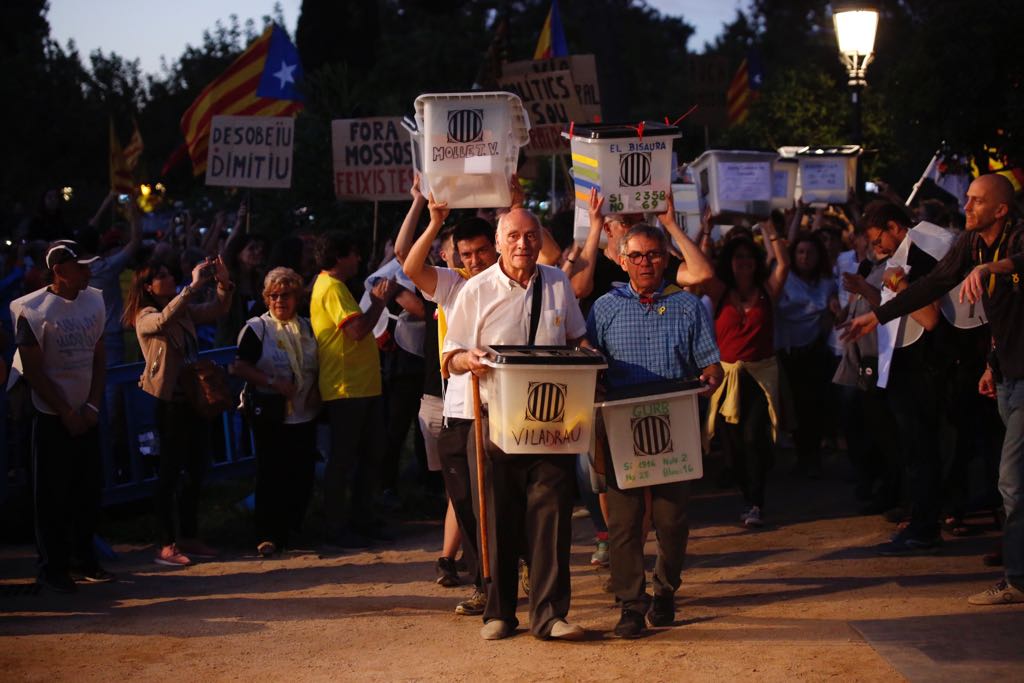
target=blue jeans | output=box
[996,378,1024,588]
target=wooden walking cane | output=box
[471,373,491,582]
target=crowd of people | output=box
[1,167,1022,640]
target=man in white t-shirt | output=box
[402,196,499,617]
[9,240,108,593]
[442,208,590,642]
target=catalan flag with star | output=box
[533,0,569,60]
[726,50,764,127]
[180,24,304,175]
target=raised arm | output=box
[402,193,450,298]
[393,174,427,265]
[568,188,605,299]
[220,200,248,265]
[764,218,790,300]
[658,191,713,286]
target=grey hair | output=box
[262,266,304,302]
[618,223,669,257]
[496,208,541,243]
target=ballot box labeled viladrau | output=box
[481,346,606,455]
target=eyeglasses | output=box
[625,251,666,265]
[268,292,295,301]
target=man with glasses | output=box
[586,224,722,637]
[443,208,590,641]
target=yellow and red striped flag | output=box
[110,118,133,194]
[180,24,304,175]
[533,0,569,60]
[726,51,764,126]
[123,118,144,171]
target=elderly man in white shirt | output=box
[443,208,590,642]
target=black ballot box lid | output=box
[485,345,607,366]
[604,378,705,403]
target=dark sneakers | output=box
[38,571,77,593]
[648,595,675,627]
[612,609,645,638]
[874,531,942,556]
[71,566,116,584]
[435,557,460,587]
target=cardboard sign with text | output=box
[497,68,584,156]
[205,116,294,189]
[331,117,414,201]
[502,54,602,123]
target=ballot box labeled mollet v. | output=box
[597,379,705,489]
[482,345,606,455]
[412,91,531,209]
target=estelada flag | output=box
[726,50,764,126]
[533,0,569,60]
[109,118,140,194]
[180,24,304,175]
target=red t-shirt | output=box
[715,291,774,363]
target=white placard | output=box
[801,158,846,190]
[205,116,294,189]
[717,161,771,201]
[331,117,414,201]
[772,170,790,198]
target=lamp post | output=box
[833,5,879,145]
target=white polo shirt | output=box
[423,267,471,419]
[443,260,586,409]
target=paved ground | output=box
[1,451,1019,682]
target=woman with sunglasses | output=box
[230,267,320,556]
[123,256,234,566]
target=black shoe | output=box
[71,565,116,584]
[325,529,371,551]
[38,571,77,593]
[435,557,460,587]
[874,531,942,556]
[648,595,675,627]
[454,554,468,573]
[613,609,645,638]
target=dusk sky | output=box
[47,1,744,77]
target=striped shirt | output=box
[586,282,720,390]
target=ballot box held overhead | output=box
[690,149,778,221]
[413,92,531,209]
[771,157,798,210]
[598,379,705,489]
[565,122,680,215]
[796,145,861,204]
[482,346,606,455]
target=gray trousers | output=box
[605,450,691,613]
[479,416,575,637]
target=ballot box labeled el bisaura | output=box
[598,379,705,489]
[482,346,606,455]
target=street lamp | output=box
[833,4,878,144]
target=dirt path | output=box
[0,455,1015,682]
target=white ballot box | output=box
[796,145,861,204]
[598,379,705,489]
[690,150,778,220]
[482,346,606,455]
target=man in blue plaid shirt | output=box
[586,223,722,638]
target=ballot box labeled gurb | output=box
[482,346,606,455]
[597,379,705,489]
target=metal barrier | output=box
[97,346,254,505]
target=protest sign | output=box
[331,117,414,201]
[498,68,585,156]
[502,55,602,123]
[205,116,294,188]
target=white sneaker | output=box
[480,619,514,640]
[743,506,764,528]
[548,619,585,641]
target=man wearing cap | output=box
[586,223,722,637]
[443,208,590,641]
[9,240,109,592]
